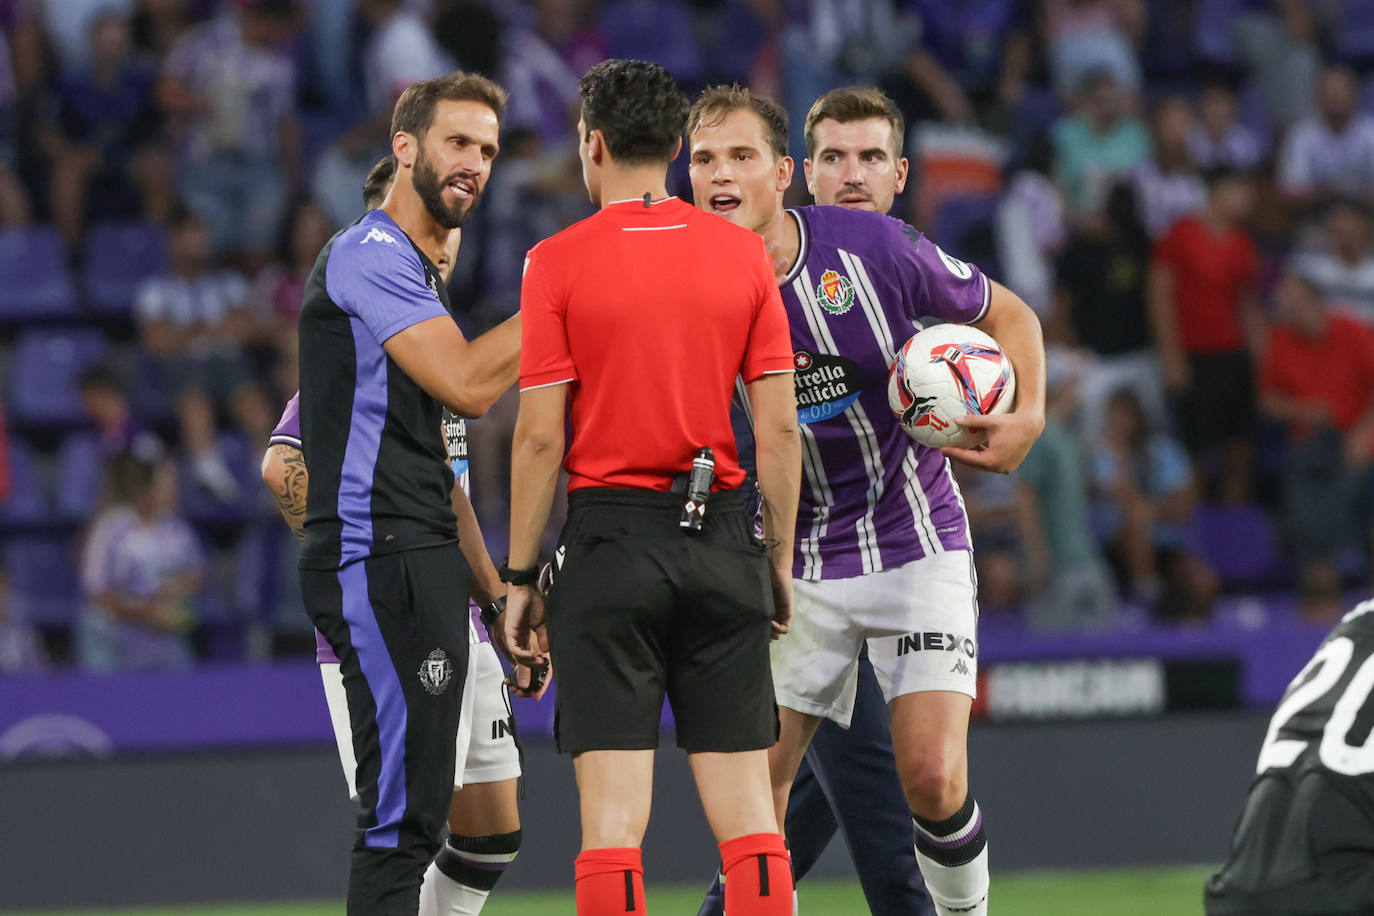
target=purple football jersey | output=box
[270,392,300,447]
[778,206,988,580]
[275,392,485,663]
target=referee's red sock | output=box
[575,847,646,915]
[719,833,793,915]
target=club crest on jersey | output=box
[816,269,855,315]
[418,649,453,696]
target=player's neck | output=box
[381,190,450,267]
[759,208,800,282]
[596,163,670,209]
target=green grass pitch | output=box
[11,865,1215,915]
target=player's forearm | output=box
[755,435,800,573]
[507,400,565,571]
[261,444,308,540]
[979,281,1046,422]
[748,373,802,573]
[450,482,502,605]
[454,315,522,418]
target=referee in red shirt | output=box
[501,60,802,916]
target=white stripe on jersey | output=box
[901,447,943,555]
[794,265,884,574]
[942,456,973,550]
[840,250,898,364]
[798,424,832,579]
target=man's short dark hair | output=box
[578,59,690,165]
[686,84,789,160]
[363,154,397,209]
[391,71,507,141]
[804,86,906,159]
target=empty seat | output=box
[82,221,170,314]
[8,329,110,426]
[54,433,103,521]
[0,226,78,322]
[1186,503,1287,590]
[0,437,48,525]
[4,536,81,627]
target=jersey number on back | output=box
[1256,636,1374,776]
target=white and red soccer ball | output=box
[887,323,1017,449]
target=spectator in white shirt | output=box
[1293,198,1374,325]
[1188,83,1263,171]
[1278,64,1374,212]
[135,208,272,500]
[158,0,300,265]
[1133,95,1206,237]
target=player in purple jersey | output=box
[688,86,1045,916]
[262,153,541,916]
[697,86,931,916]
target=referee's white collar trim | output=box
[605,195,679,207]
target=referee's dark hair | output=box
[362,154,397,209]
[579,59,690,164]
[391,71,508,141]
[687,84,789,161]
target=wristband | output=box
[480,595,506,629]
[498,561,540,587]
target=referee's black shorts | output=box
[547,487,779,755]
[301,541,471,916]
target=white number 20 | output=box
[1256,637,1374,776]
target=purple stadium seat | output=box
[1186,503,1286,589]
[8,329,110,426]
[1192,0,1242,65]
[0,438,48,525]
[0,226,78,321]
[4,536,81,627]
[179,431,259,525]
[54,434,103,521]
[82,221,169,314]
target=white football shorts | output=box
[321,625,522,801]
[770,549,979,727]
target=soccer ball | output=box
[887,323,1016,449]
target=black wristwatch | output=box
[498,561,540,587]
[480,595,507,629]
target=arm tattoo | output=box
[268,444,309,541]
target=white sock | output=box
[913,845,989,916]
[419,860,491,916]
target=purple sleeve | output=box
[890,220,991,325]
[269,392,300,446]
[324,223,450,345]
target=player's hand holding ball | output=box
[888,323,1039,473]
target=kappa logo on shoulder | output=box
[361,227,398,246]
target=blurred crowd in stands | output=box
[3,0,1374,671]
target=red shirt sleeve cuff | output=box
[741,356,796,383]
[519,367,578,391]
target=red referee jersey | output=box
[519,196,793,492]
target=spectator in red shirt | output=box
[1260,272,1374,619]
[1148,165,1263,503]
